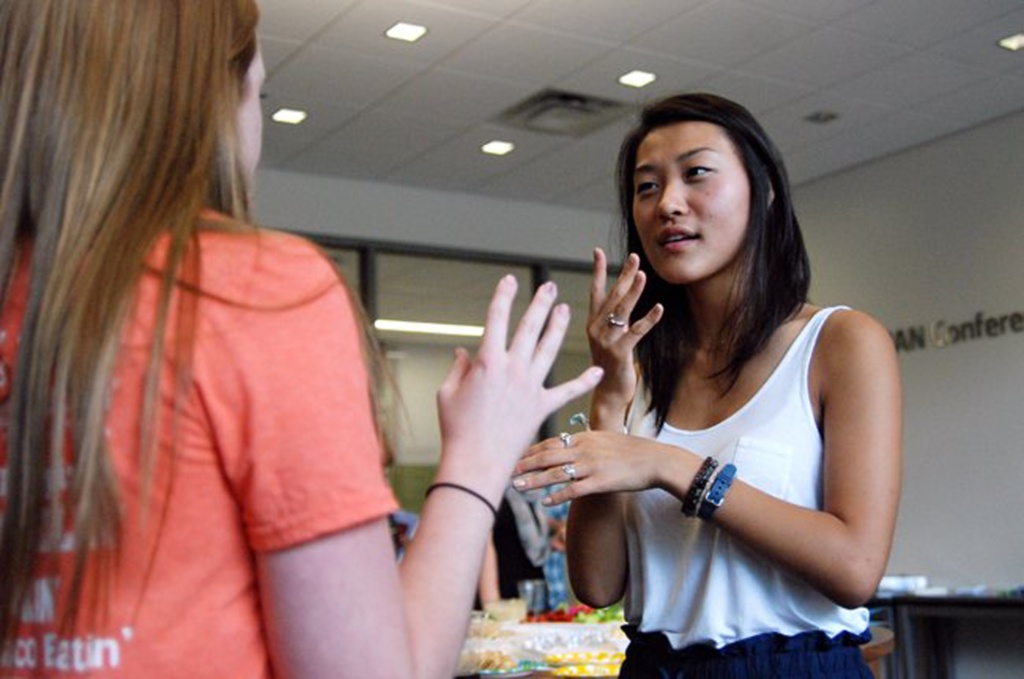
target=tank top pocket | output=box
[732,436,793,499]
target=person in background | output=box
[0,2,602,678]
[516,93,902,678]
[478,486,548,607]
[541,499,571,610]
[381,433,419,561]
[477,488,572,613]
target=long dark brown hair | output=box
[616,93,811,430]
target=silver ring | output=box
[559,432,573,448]
[606,313,627,328]
[561,463,578,482]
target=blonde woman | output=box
[0,2,601,677]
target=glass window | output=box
[546,268,595,435]
[321,245,361,301]
[376,253,531,510]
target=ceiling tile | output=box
[555,48,719,104]
[741,27,911,88]
[410,0,536,19]
[758,92,892,151]
[913,73,1024,125]
[439,22,615,84]
[832,0,1024,49]
[261,96,360,148]
[515,0,705,42]
[259,0,358,42]
[261,36,304,73]
[283,109,465,179]
[738,0,879,23]
[384,124,571,191]
[479,139,618,203]
[266,45,423,109]
[930,7,1024,73]
[786,109,965,184]
[372,68,537,126]
[697,70,814,116]
[313,0,495,65]
[635,0,815,68]
[837,52,994,109]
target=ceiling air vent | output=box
[496,89,629,137]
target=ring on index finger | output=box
[561,463,578,482]
[606,313,627,328]
[560,432,574,448]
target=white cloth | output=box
[623,306,869,649]
[505,486,550,567]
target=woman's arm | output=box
[564,495,628,607]
[478,536,500,605]
[520,310,902,609]
[710,309,902,606]
[557,249,662,606]
[258,276,604,679]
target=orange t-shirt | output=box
[0,227,398,677]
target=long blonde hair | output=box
[0,0,259,640]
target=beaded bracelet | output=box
[697,463,737,521]
[425,482,499,522]
[681,456,718,517]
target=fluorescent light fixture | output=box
[385,22,428,43]
[374,319,484,337]
[271,108,308,125]
[481,140,515,156]
[618,70,657,88]
[997,33,1024,51]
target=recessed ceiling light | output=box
[618,70,657,89]
[385,22,428,43]
[804,110,839,124]
[271,108,308,125]
[374,319,484,337]
[481,140,515,156]
[997,33,1024,51]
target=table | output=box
[458,623,897,678]
[871,593,1024,678]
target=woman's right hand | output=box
[587,248,662,423]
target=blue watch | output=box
[697,463,737,520]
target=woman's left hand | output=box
[514,431,676,506]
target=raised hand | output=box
[587,248,663,425]
[435,275,604,492]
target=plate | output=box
[550,664,621,677]
[458,659,545,677]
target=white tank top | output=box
[623,306,868,649]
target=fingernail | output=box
[513,477,527,489]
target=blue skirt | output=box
[618,625,873,679]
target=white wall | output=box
[794,111,1024,679]
[795,109,1024,592]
